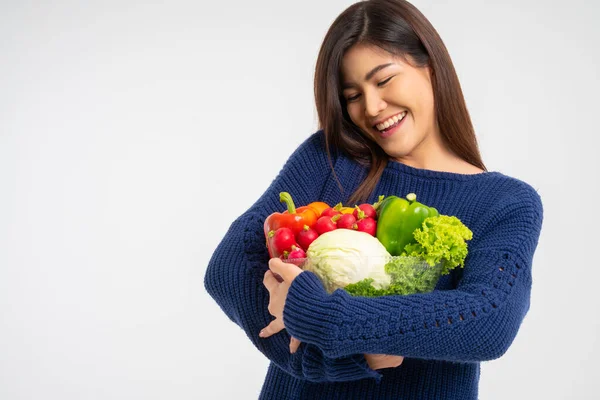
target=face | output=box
[341,44,440,163]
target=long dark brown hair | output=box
[314,0,486,205]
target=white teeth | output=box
[376,111,407,131]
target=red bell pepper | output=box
[263,192,319,258]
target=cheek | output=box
[423,90,435,114]
[347,104,363,126]
[414,83,435,116]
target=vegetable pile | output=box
[263,192,473,297]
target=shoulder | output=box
[290,129,330,158]
[468,173,544,265]
[474,172,544,240]
[296,129,327,151]
[485,172,543,214]
[286,129,342,170]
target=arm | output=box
[283,188,544,362]
[203,131,380,382]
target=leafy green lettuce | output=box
[403,215,473,274]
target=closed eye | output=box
[378,76,393,86]
[345,76,394,102]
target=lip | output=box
[372,111,407,128]
[375,113,407,139]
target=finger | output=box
[289,337,301,354]
[263,270,279,293]
[269,258,303,281]
[273,272,284,283]
[363,354,377,370]
[259,319,284,338]
[268,258,286,275]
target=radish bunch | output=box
[314,203,378,237]
[275,199,382,263]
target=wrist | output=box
[283,271,335,346]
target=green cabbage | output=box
[303,229,392,294]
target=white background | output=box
[1,0,599,399]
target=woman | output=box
[204,0,543,398]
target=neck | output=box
[394,129,463,172]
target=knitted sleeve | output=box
[204,131,380,382]
[283,187,544,362]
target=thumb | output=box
[269,257,302,282]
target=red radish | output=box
[288,246,306,258]
[353,203,377,220]
[337,214,357,230]
[271,227,296,253]
[286,258,304,267]
[279,246,306,267]
[321,207,341,218]
[288,246,307,260]
[296,225,319,250]
[356,217,377,236]
[315,215,338,234]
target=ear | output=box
[426,64,435,79]
[422,64,435,85]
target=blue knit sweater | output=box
[204,130,543,399]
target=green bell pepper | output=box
[375,193,439,256]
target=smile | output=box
[374,111,407,131]
[374,111,407,139]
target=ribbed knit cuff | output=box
[283,271,339,349]
[305,351,382,382]
[345,354,383,382]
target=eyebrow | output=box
[342,63,394,90]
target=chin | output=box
[386,150,409,160]
[381,141,414,159]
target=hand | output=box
[259,258,303,341]
[364,354,405,370]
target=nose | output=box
[364,90,387,119]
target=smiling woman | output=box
[204,1,544,399]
